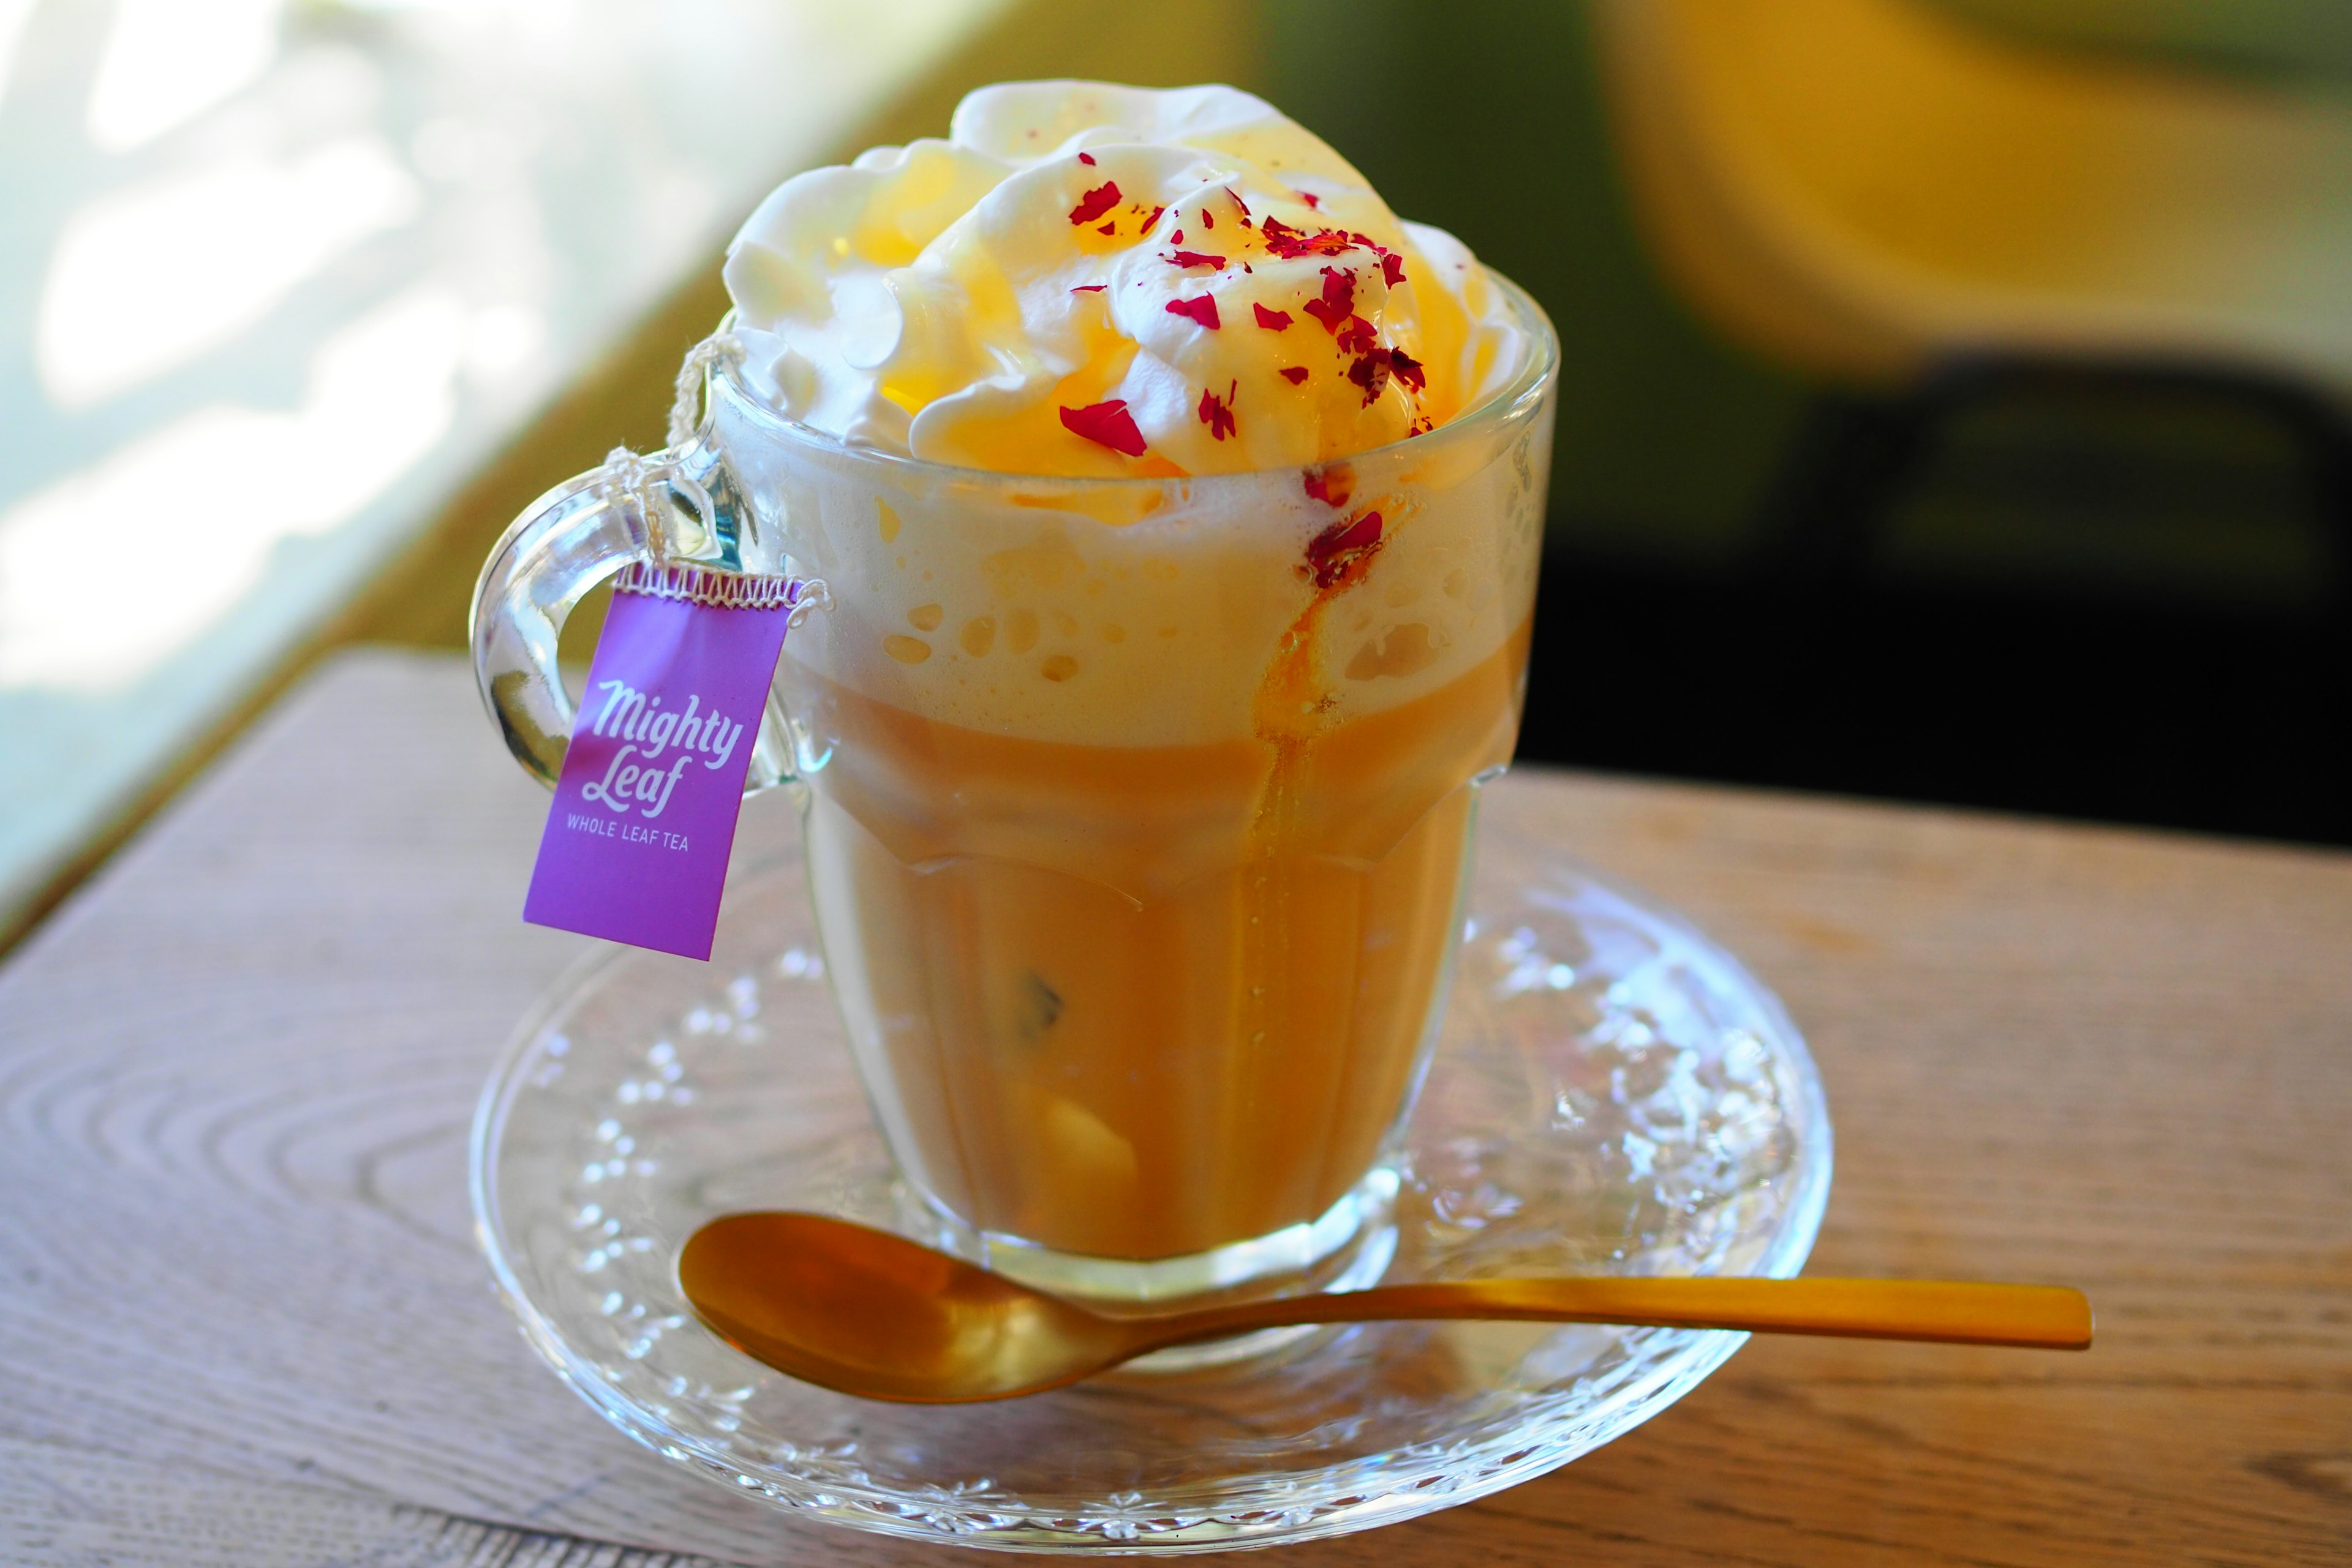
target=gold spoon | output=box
[677,1212,2092,1403]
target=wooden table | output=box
[3,650,2346,1566]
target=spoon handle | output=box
[1159,1278,2093,1351]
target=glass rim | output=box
[704,267,1559,490]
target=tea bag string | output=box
[594,446,714,567]
[586,330,745,559]
[598,330,829,625]
[670,331,744,450]
[785,577,832,629]
[671,329,829,624]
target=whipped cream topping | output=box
[722,82,1526,477]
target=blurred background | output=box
[4,0,2349,949]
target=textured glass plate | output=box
[472,808,1831,1553]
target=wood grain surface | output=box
[2,650,2346,1567]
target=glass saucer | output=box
[472,802,1831,1554]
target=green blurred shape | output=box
[1920,0,2352,85]
[1261,0,1811,563]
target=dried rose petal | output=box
[1059,399,1147,456]
[1280,366,1309,384]
[1335,313,1378,356]
[1069,181,1121,226]
[1303,467,1353,507]
[1389,347,1425,391]
[1261,217,1357,261]
[1077,151,1096,166]
[1165,295,1221,329]
[1304,509,1382,588]
[1200,208,1214,230]
[1097,221,1117,236]
[1381,251,1406,289]
[1253,303,1293,331]
[1197,379,1237,441]
[1299,190,1322,209]
[1168,251,1227,270]
[1302,266,1357,333]
[1070,284,1107,293]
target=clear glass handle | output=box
[467,434,796,794]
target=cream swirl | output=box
[722,81,1526,477]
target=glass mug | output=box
[473,279,1557,1313]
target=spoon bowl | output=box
[677,1212,1134,1401]
[679,1212,2092,1403]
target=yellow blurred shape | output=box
[1593,0,2352,391]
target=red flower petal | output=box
[1335,312,1378,356]
[1070,284,1106,293]
[1224,186,1251,218]
[1280,366,1309,384]
[1168,251,1227,270]
[1302,266,1357,333]
[1389,347,1425,392]
[1145,204,1166,230]
[1305,509,1382,589]
[1381,251,1406,289]
[1077,151,1096,165]
[1303,467,1353,507]
[1165,295,1221,329]
[1197,379,1238,441]
[1298,190,1322,209]
[1260,217,1357,262]
[1069,181,1121,225]
[1200,208,1214,230]
[1059,399,1147,456]
[1347,347,1392,405]
[1171,228,1183,244]
[1253,303,1293,330]
[1097,221,1117,235]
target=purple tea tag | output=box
[523,560,809,960]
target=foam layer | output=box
[717,368,1552,750]
[722,82,1526,477]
